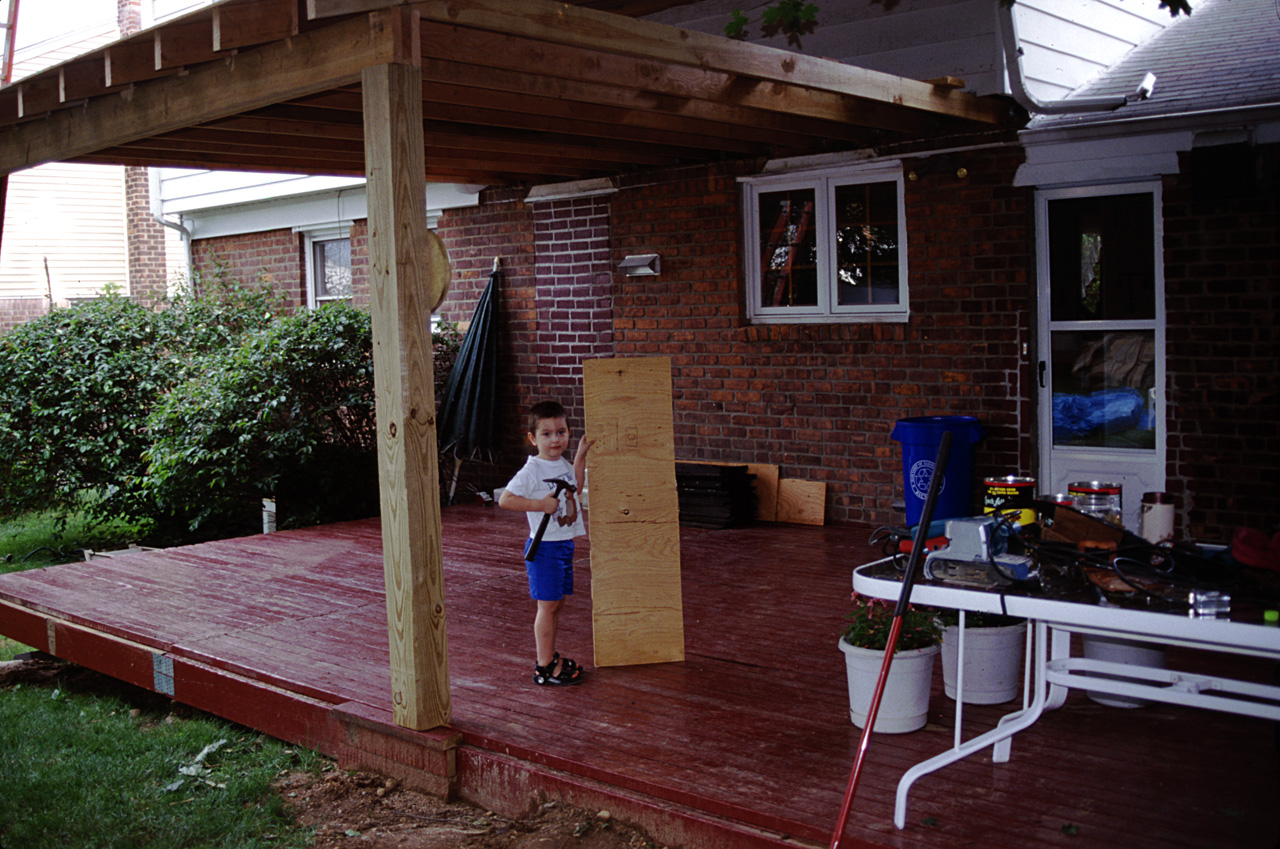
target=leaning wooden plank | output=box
[584,357,684,667]
[776,479,826,526]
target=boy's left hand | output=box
[577,436,596,458]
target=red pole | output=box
[830,430,952,849]
[2,0,20,86]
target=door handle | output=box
[1038,360,1047,389]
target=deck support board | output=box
[363,57,451,730]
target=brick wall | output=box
[191,229,306,310]
[528,193,615,427]
[0,298,48,334]
[1163,143,1280,540]
[609,150,1033,527]
[124,166,169,307]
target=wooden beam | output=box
[309,0,1008,125]
[155,18,218,71]
[105,35,166,87]
[0,13,402,174]
[363,59,452,730]
[214,0,300,52]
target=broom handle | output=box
[830,430,952,849]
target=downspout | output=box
[148,168,192,294]
[997,3,1129,115]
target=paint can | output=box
[1068,481,1123,526]
[1140,491,1176,544]
[983,476,1037,526]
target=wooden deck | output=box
[0,504,1275,849]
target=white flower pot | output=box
[839,638,939,734]
[941,622,1025,704]
[1081,634,1166,707]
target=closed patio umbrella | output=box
[437,259,502,504]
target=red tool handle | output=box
[830,430,952,848]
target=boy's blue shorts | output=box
[524,538,575,601]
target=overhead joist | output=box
[414,55,878,148]
[277,84,775,158]
[308,0,1009,126]
[245,102,726,165]
[73,147,536,185]
[0,11,411,174]
[103,132,606,180]
[414,20,946,138]
[194,114,681,169]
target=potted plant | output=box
[937,610,1026,705]
[838,592,942,733]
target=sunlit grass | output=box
[0,505,149,573]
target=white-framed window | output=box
[741,161,909,324]
[299,223,353,308]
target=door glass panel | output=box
[757,188,817,308]
[1050,330,1156,449]
[1048,194,1154,322]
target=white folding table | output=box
[852,558,1280,829]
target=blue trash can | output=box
[890,416,985,526]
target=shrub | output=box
[0,291,181,522]
[144,302,379,537]
[0,276,284,528]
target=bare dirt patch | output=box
[276,767,659,849]
[1,657,661,849]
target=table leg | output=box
[894,621,1050,829]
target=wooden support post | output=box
[363,60,451,730]
[584,356,684,667]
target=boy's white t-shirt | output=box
[504,455,586,541]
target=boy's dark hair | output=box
[527,399,568,433]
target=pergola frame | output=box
[0,0,1015,730]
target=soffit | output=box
[0,0,1020,186]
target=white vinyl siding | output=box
[0,163,129,302]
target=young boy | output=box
[498,400,594,686]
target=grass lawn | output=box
[1,507,151,573]
[0,508,323,848]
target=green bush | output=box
[0,276,285,531]
[0,291,181,523]
[144,303,379,537]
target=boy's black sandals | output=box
[533,652,585,686]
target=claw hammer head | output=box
[544,477,576,497]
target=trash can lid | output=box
[890,415,985,443]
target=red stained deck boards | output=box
[0,505,1275,849]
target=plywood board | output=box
[776,479,827,526]
[678,461,780,522]
[584,357,684,667]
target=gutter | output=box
[997,3,1130,115]
[148,168,192,293]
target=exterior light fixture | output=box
[620,253,661,277]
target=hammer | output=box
[525,478,575,562]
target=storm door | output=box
[1035,182,1165,528]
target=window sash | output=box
[744,164,908,324]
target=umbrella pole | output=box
[830,430,952,849]
[447,455,463,506]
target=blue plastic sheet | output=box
[1052,387,1145,442]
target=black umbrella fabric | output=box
[436,262,502,502]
